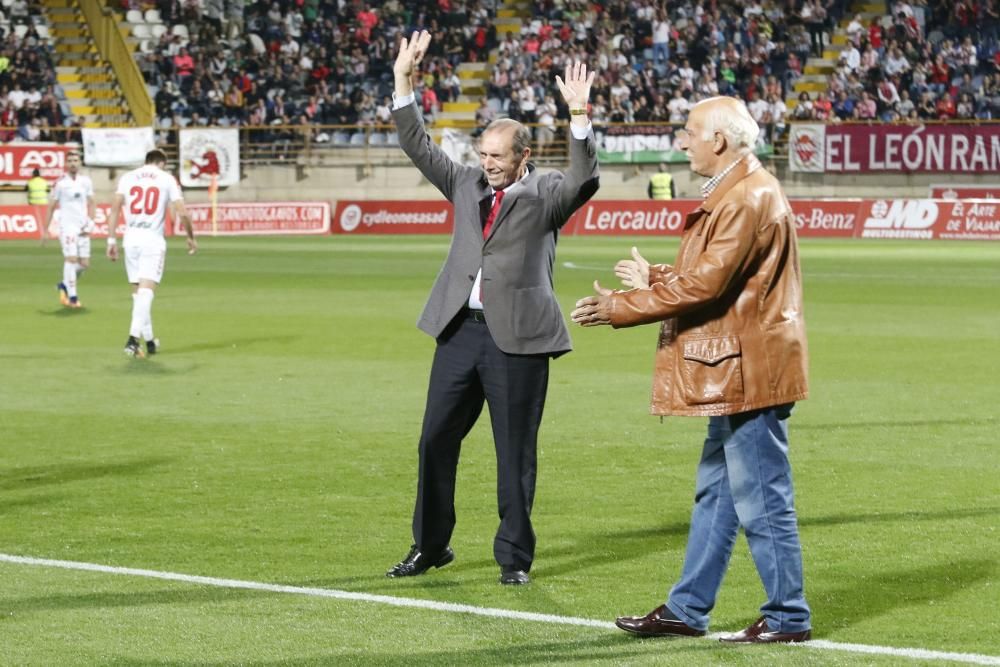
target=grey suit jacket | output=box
[393,101,600,356]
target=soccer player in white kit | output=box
[106,149,197,358]
[46,151,96,308]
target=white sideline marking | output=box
[561,261,609,271]
[3,553,999,666]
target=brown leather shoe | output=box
[615,605,705,637]
[719,616,811,643]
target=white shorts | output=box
[124,236,167,284]
[60,231,91,260]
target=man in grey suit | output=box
[386,31,600,585]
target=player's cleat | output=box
[57,282,69,306]
[69,296,82,309]
[146,338,159,356]
[124,337,145,358]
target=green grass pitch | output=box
[1,236,998,666]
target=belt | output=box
[464,309,487,322]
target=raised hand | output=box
[555,61,596,111]
[614,246,650,289]
[394,30,432,79]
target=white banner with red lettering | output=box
[789,123,1000,173]
[177,202,330,235]
[0,143,78,184]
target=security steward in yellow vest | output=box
[26,169,49,245]
[648,163,675,200]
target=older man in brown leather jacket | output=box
[572,96,812,644]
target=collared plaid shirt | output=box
[700,154,747,199]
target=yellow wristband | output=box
[569,108,588,115]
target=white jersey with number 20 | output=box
[116,165,183,240]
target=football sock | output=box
[63,262,77,298]
[130,288,154,338]
[75,264,87,278]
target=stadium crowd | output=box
[0,1,67,142]
[5,0,1000,147]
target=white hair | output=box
[693,96,760,150]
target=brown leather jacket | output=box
[608,155,808,416]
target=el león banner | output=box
[789,123,1000,173]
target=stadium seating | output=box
[60,0,997,153]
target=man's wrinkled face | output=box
[479,128,529,190]
[677,109,718,177]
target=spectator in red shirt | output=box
[538,18,553,42]
[869,19,883,53]
[311,63,331,83]
[173,48,195,80]
[234,68,253,94]
[929,54,951,94]
[812,91,832,120]
[357,4,379,31]
[936,94,957,119]
[523,33,540,61]
[419,83,439,118]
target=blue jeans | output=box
[666,404,811,633]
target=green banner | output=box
[596,127,773,164]
[597,145,775,164]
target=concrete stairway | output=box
[786,1,886,110]
[46,0,130,126]
[434,0,530,130]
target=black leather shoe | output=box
[386,545,454,577]
[615,605,706,637]
[719,616,811,643]
[499,567,530,585]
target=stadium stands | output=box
[7,1,998,150]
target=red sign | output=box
[0,143,77,183]
[563,200,699,235]
[5,199,998,241]
[820,124,1000,173]
[0,203,119,240]
[332,200,453,234]
[929,185,999,199]
[858,198,1000,240]
[179,202,330,235]
[790,199,860,237]
[563,200,860,237]
[322,198,998,240]
[0,205,42,239]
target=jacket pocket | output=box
[680,336,744,405]
[513,286,558,339]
